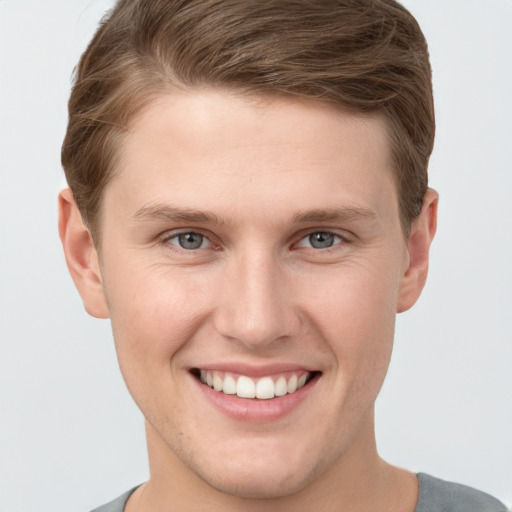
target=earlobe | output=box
[397,188,438,313]
[58,188,109,319]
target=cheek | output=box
[303,260,399,383]
[103,265,214,395]
[309,258,399,332]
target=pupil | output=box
[179,233,203,249]
[310,232,334,249]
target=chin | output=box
[199,464,316,500]
[182,440,326,500]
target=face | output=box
[71,90,426,499]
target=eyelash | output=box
[294,230,346,251]
[161,230,217,252]
[160,229,350,254]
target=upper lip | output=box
[190,362,319,378]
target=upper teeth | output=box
[199,370,310,399]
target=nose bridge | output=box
[214,245,299,348]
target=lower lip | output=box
[193,373,320,423]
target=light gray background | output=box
[1,1,511,510]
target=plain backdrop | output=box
[0,1,511,511]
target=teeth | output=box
[275,376,287,397]
[236,376,256,398]
[198,370,312,399]
[255,377,274,399]
[223,375,237,395]
[287,374,298,394]
[213,373,223,392]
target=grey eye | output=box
[297,231,342,249]
[171,232,209,250]
[309,232,336,249]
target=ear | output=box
[58,188,109,319]
[397,188,438,313]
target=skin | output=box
[59,90,437,511]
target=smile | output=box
[193,369,315,400]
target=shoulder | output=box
[89,487,139,512]
[416,473,508,512]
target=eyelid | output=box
[157,227,352,253]
[293,229,351,250]
[159,229,219,251]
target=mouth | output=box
[190,368,319,400]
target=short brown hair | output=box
[62,0,434,238]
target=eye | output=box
[167,232,211,250]
[296,231,343,250]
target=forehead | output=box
[123,90,391,165]
[105,89,398,227]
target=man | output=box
[58,1,507,510]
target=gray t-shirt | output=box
[90,473,507,512]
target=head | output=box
[59,0,437,504]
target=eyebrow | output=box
[292,207,377,224]
[132,204,226,225]
[132,203,376,227]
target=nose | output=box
[213,248,300,351]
